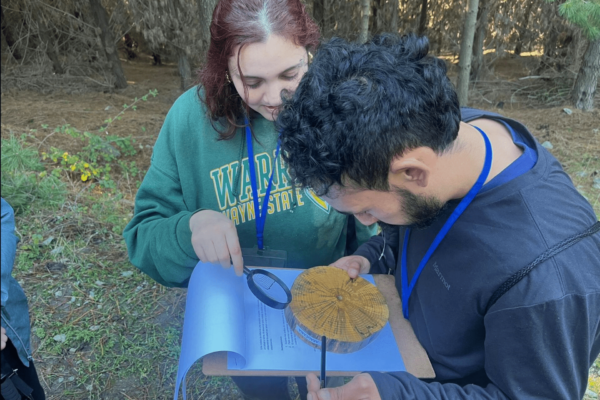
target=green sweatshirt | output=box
[123,88,376,287]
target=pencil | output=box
[320,335,327,388]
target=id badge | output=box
[242,247,287,268]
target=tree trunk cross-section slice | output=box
[285,266,389,354]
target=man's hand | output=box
[306,373,381,400]
[1,326,7,351]
[330,256,370,279]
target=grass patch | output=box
[546,128,600,217]
[11,201,196,399]
[1,134,66,213]
[3,105,243,398]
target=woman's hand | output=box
[330,255,371,279]
[189,210,244,276]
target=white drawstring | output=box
[379,229,386,260]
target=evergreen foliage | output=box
[548,0,600,40]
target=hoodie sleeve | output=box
[122,93,201,287]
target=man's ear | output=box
[389,148,436,189]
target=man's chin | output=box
[407,203,448,230]
[408,215,441,230]
[378,216,439,231]
[377,221,397,231]
[378,205,447,230]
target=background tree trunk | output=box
[1,6,22,60]
[31,4,64,74]
[543,29,560,59]
[390,0,399,33]
[358,0,371,43]
[572,38,599,111]
[470,0,493,80]
[514,0,536,55]
[456,0,479,106]
[196,0,218,59]
[313,0,331,38]
[88,0,127,89]
[536,4,562,74]
[177,50,192,91]
[371,0,383,35]
[313,0,324,28]
[535,27,559,74]
[358,0,371,44]
[417,0,428,36]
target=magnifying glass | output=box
[243,266,292,309]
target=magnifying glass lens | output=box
[244,267,292,309]
[253,274,276,291]
[252,274,289,303]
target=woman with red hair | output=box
[124,1,376,398]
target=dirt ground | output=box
[2,52,599,197]
[2,53,599,197]
[1,52,599,399]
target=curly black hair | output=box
[276,34,460,195]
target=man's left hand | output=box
[306,372,382,400]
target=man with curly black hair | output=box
[277,35,600,400]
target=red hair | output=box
[198,0,320,140]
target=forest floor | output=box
[1,52,599,399]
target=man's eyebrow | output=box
[237,63,303,80]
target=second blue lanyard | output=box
[401,126,493,319]
[246,123,281,250]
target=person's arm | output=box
[368,294,597,399]
[123,162,200,287]
[123,93,244,286]
[123,95,203,287]
[1,198,19,308]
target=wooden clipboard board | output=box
[202,273,435,378]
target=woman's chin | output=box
[259,109,279,121]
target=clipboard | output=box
[202,273,435,378]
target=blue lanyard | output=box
[245,123,281,250]
[401,126,493,319]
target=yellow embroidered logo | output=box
[209,153,309,225]
[304,188,330,214]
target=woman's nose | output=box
[264,81,287,106]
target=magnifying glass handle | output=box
[243,266,252,275]
[320,335,327,388]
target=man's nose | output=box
[355,213,378,226]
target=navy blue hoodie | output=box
[355,108,600,399]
